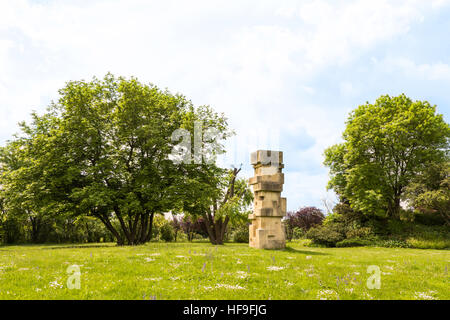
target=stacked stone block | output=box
[248,150,286,249]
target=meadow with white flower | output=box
[0,241,448,300]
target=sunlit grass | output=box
[0,241,448,300]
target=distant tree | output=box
[325,94,450,218]
[180,167,253,245]
[0,114,56,243]
[170,215,184,242]
[404,161,450,225]
[179,216,207,241]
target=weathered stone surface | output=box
[250,150,283,166]
[251,181,283,192]
[248,150,286,249]
[248,173,284,185]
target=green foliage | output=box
[231,224,249,243]
[0,74,232,245]
[181,167,253,245]
[374,239,412,248]
[308,201,449,248]
[345,227,374,239]
[0,217,25,244]
[306,224,346,247]
[285,207,325,241]
[324,94,450,218]
[292,227,305,240]
[404,161,450,225]
[159,224,175,242]
[414,212,446,226]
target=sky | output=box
[0,0,449,212]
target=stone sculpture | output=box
[248,150,286,249]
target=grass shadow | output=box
[40,244,116,250]
[282,246,329,256]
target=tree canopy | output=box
[0,74,232,245]
[324,94,450,218]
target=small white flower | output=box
[317,289,338,300]
[414,291,437,300]
[306,256,312,260]
[267,266,285,271]
[215,284,245,290]
[144,258,155,262]
[49,280,63,289]
[235,271,248,279]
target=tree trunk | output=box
[114,206,132,244]
[29,216,41,243]
[389,196,401,219]
[138,214,148,243]
[145,212,155,242]
[95,211,124,246]
[203,213,218,245]
[203,213,230,245]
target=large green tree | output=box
[324,94,450,218]
[0,74,231,245]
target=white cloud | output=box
[431,0,450,9]
[0,0,446,209]
[376,57,450,81]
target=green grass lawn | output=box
[0,241,448,300]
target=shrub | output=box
[231,224,249,243]
[306,223,345,247]
[414,212,446,226]
[374,239,412,248]
[399,209,415,222]
[406,237,450,249]
[345,227,374,239]
[285,206,325,241]
[180,216,208,241]
[160,223,175,242]
[292,227,304,240]
[152,215,175,242]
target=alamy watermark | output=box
[169,120,280,167]
[366,265,381,289]
[66,265,81,290]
